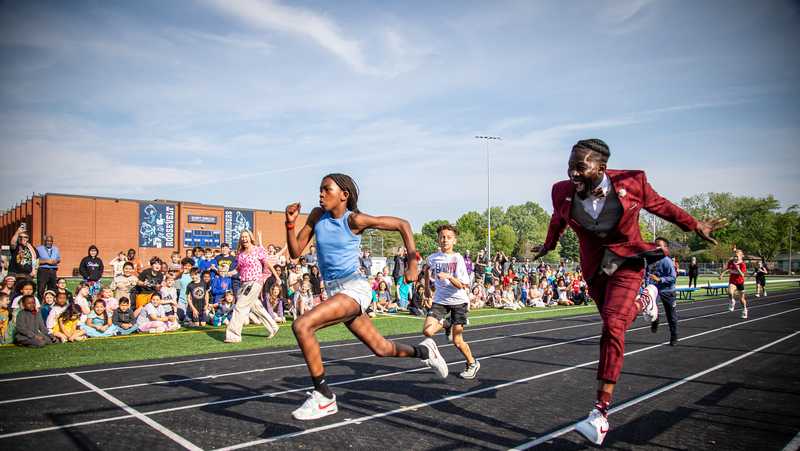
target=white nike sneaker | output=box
[729,298,735,311]
[741,309,748,319]
[575,408,609,445]
[420,337,449,379]
[639,284,659,323]
[292,390,338,421]
[459,360,480,379]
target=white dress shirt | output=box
[580,173,611,220]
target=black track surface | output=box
[2,291,799,450]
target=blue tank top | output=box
[314,210,361,280]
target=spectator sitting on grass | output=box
[373,280,398,314]
[137,292,180,333]
[159,275,179,321]
[1,275,15,297]
[293,281,315,319]
[99,287,118,313]
[264,283,286,324]
[46,292,69,333]
[73,282,92,319]
[40,290,56,324]
[55,277,73,303]
[0,293,11,344]
[83,299,119,338]
[469,284,486,310]
[11,280,39,311]
[212,291,234,327]
[555,278,574,306]
[15,295,56,347]
[52,304,86,343]
[111,262,138,301]
[528,282,545,307]
[112,297,138,335]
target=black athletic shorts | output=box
[733,283,745,292]
[428,303,468,326]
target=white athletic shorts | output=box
[325,273,373,313]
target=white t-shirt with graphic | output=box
[426,251,470,306]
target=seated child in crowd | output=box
[112,297,139,335]
[73,282,92,317]
[40,290,56,324]
[11,281,39,310]
[293,281,315,319]
[52,304,86,342]
[111,262,139,300]
[0,293,11,344]
[137,292,180,333]
[372,280,398,314]
[15,295,56,347]
[46,292,70,333]
[212,291,234,327]
[83,299,119,338]
[159,274,179,319]
[264,284,286,324]
[469,285,486,310]
[98,287,118,313]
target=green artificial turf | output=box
[2,279,796,375]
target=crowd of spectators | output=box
[0,223,591,347]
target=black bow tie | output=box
[590,185,607,198]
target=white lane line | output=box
[0,310,603,383]
[67,373,203,451]
[783,430,800,451]
[207,307,800,450]
[510,330,800,450]
[0,295,751,406]
[2,300,796,440]
[3,287,790,384]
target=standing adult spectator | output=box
[687,256,699,288]
[646,238,678,346]
[464,250,474,283]
[474,249,487,284]
[35,235,60,299]
[359,249,373,276]
[9,225,36,281]
[225,230,279,343]
[78,245,104,297]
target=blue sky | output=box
[1,0,798,231]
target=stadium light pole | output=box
[475,136,502,259]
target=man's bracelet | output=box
[285,221,295,230]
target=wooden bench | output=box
[675,287,699,300]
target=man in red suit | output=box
[533,139,724,445]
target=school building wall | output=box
[1,193,307,278]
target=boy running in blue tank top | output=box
[285,173,449,421]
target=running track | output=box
[2,291,799,450]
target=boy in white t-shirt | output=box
[423,224,480,379]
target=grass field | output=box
[2,277,797,375]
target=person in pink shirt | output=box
[225,230,281,343]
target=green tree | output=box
[413,233,438,256]
[505,202,550,255]
[493,224,517,256]
[559,228,580,261]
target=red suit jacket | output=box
[542,169,698,281]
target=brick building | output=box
[1,193,307,277]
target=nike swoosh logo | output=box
[318,400,336,410]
